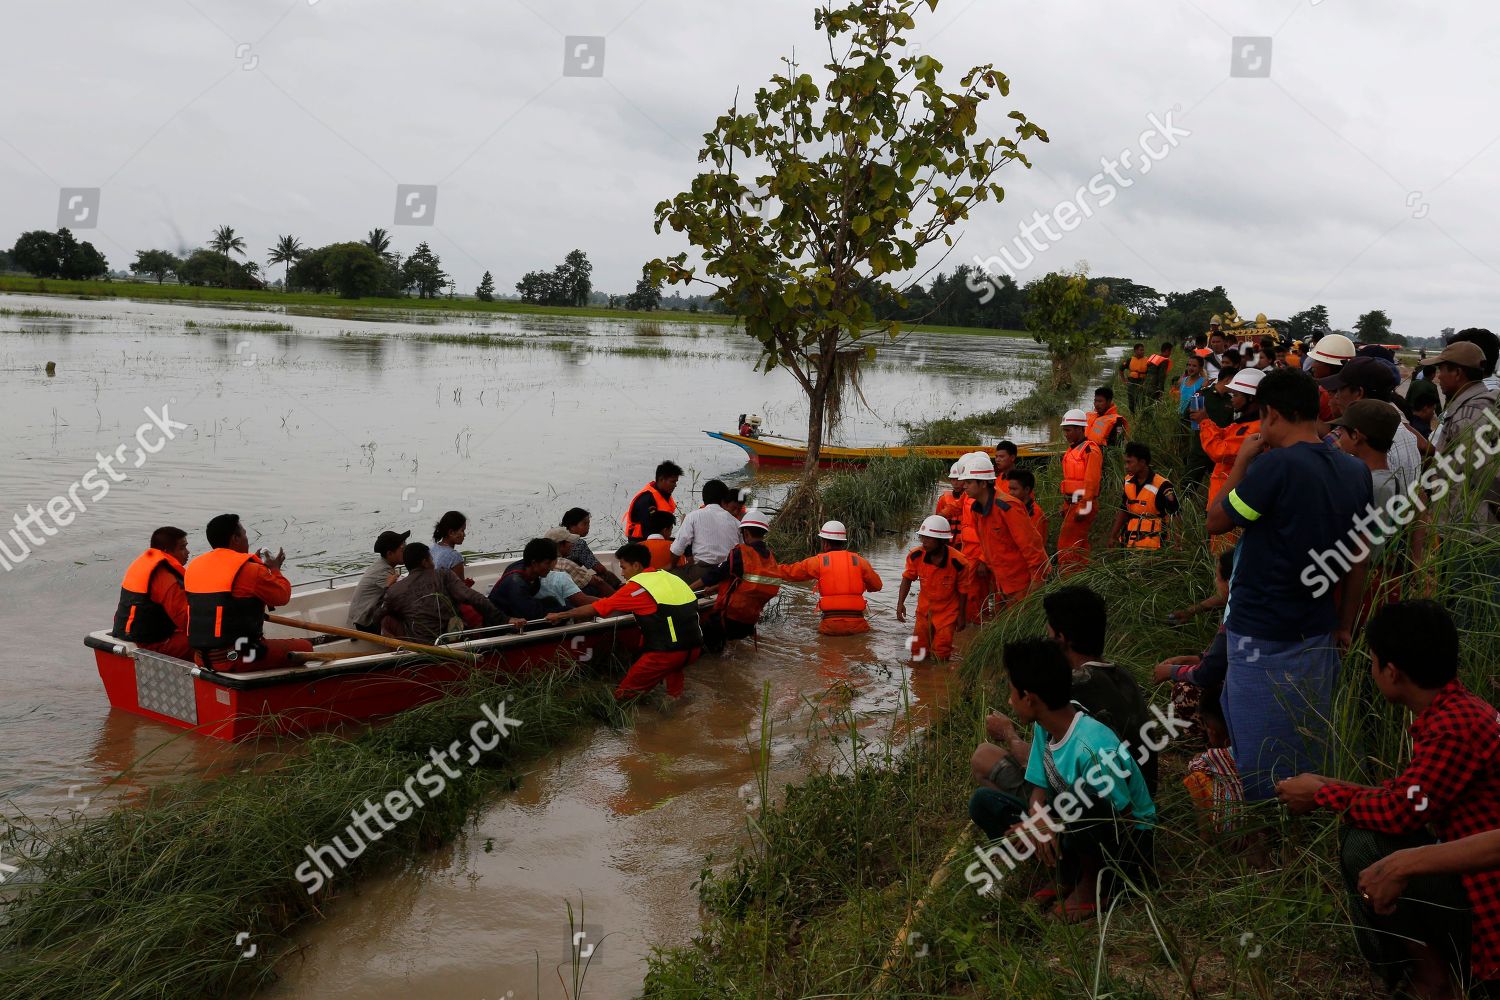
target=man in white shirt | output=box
[671,479,744,583]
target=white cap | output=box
[958,451,996,481]
[818,520,847,541]
[1308,333,1355,367]
[1226,367,1266,396]
[948,457,967,479]
[917,514,954,540]
[1061,408,1089,427]
[739,508,771,531]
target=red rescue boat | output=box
[85,555,693,742]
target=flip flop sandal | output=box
[1029,887,1060,904]
[1051,900,1098,923]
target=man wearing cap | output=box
[1191,368,1263,527]
[698,508,781,653]
[1320,356,1425,497]
[347,529,409,632]
[897,514,971,661]
[1447,328,1500,393]
[1424,340,1499,457]
[1057,410,1104,572]
[767,520,884,636]
[1331,400,1403,576]
[544,526,611,597]
[959,450,1048,605]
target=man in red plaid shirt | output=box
[1277,600,1500,999]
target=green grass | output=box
[0,662,635,999]
[182,319,294,333]
[645,383,1500,998]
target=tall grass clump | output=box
[0,664,629,1000]
[646,367,1500,998]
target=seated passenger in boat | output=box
[185,514,314,671]
[377,542,515,644]
[112,526,193,661]
[560,508,624,590]
[544,526,614,596]
[488,538,570,620]
[347,530,409,633]
[643,511,683,571]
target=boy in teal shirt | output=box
[968,638,1156,920]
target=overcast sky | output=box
[3,0,1496,335]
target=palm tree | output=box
[210,225,247,257]
[364,228,392,258]
[267,235,304,291]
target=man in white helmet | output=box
[959,450,1048,610]
[697,508,781,653]
[1190,368,1263,533]
[767,519,884,636]
[1057,410,1103,573]
[1306,333,1355,422]
[897,514,971,661]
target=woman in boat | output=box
[431,511,470,581]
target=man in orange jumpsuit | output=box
[546,542,703,699]
[935,459,967,530]
[896,514,970,662]
[112,526,193,660]
[1006,469,1048,545]
[947,459,993,619]
[1056,409,1104,574]
[186,514,314,671]
[958,451,1048,609]
[769,520,883,636]
[1191,367,1264,511]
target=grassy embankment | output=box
[647,377,1499,997]
[0,666,635,999]
[0,275,1029,339]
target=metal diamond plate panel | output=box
[134,651,199,725]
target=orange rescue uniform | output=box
[935,490,965,530]
[770,549,884,635]
[1085,407,1125,448]
[113,549,192,660]
[642,537,680,571]
[969,488,1049,605]
[902,545,969,661]
[1057,438,1103,573]
[622,484,678,540]
[1022,498,1048,546]
[955,494,993,613]
[185,549,313,671]
[1199,417,1262,511]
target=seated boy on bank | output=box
[967,638,1157,920]
[972,586,1159,799]
[1276,600,1500,1000]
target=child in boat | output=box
[896,514,970,662]
[643,511,682,571]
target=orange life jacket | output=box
[904,545,968,608]
[1123,473,1170,550]
[935,492,964,529]
[1125,355,1151,382]
[185,549,263,652]
[815,550,872,614]
[622,484,678,540]
[643,537,677,570]
[1147,353,1171,379]
[1061,440,1102,500]
[957,494,980,551]
[1085,408,1123,448]
[112,549,184,644]
[716,543,782,624]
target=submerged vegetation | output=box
[183,319,294,333]
[0,665,631,999]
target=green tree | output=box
[11,230,66,277]
[267,235,304,290]
[649,0,1045,471]
[1022,268,1131,388]
[559,249,592,307]
[1354,309,1394,343]
[178,249,254,288]
[131,249,180,284]
[402,242,448,299]
[60,237,108,280]
[321,242,385,298]
[1151,286,1233,344]
[624,266,662,311]
[475,270,496,301]
[364,228,393,258]
[1285,304,1331,344]
[209,225,246,257]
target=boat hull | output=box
[704,431,1059,469]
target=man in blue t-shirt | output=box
[1206,368,1373,802]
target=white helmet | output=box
[1308,333,1355,367]
[1226,367,1266,396]
[948,457,967,479]
[958,451,996,481]
[818,520,847,541]
[739,508,771,531]
[1061,408,1089,427]
[918,514,954,540]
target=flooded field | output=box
[0,293,1049,997]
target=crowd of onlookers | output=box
[966,325,1500,999]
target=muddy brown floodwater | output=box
[0,293,1047,998]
